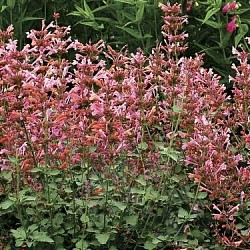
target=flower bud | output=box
[226,16,237,33]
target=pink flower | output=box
[53,12,60,20]
[226,16,237,33]
[222,1,237,14]
[186,0,194,13]
[222,3,231,14]
[229,0,237,11]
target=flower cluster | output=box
[182,40,250,246]
[222,0,238,14]
[222,1,239,33]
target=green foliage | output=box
[68,0,162,53]
[0,156,218,249]
[0,0,44,47]
[186,0,250,84]
[0,0,162,52]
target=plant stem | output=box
[21,120,38,169]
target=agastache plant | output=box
[0,2,250,248]
[181,43,250,248]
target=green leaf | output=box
[116,26,143,39]
[144,240,157,250]
[11,228,26,240]
[186,191,195,198]
[7,0,15,9]
[26,208,36,215]
[178,208,189,218]
[94,17,113,23]
[136,1,145,22]
[144,186,158,201]
[157,235,167,241]
[83,0,94,19]
[202,7,220,24]
[32,231,54,243]
[175,234,188,242]
[114,0,135,5]
[95,232,110,245]
[241,229,250,235]
[1,5,8,12]
[80,214,90,223]
[53,213,64,226]
[188,238,199,246]
[88,146,97,153]
[236,223,246,230]
[235,8,250,15]
[18,17,43,23]
[152,238,161,244]
[159,147,181,162]
[172,105,182,113]
[92,5,110,13]
[30,167,43,173]
[73,5,89,18]
[8,156,19,164]
[235,24,249,47]
[137,141,148,150]
[109,246,118,250]
[124,215,138,226]
[23,196,36,202]
[219,31,231,49]
[40,219,49,226]
[78,21,104,30]
[174,165,182,174]
[76,239,89,249]
[135,176,146,186]
[195,18,222,29]
[15,239,24,247]
[191,229,203,238]
[123,14,137,25]
[197,192,208,199]
[89,174,99,181]
[67,10,83,17]
[27,242,33,248]
[112,201,126,211]
[0,199,14,209]
[49,168,60,176]
[130,187,145,194]
[1,170,12,181]
[196,44,224,62]
[64,187,73,193]
[28,224,38,233]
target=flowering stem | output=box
[14,154,25,227]
[20,119,38,169]
[217,12,228,63]
[103,161,111,231]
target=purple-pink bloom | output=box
[226,16,237,33]
[222,3,230,14]
[222,0,237,14]
[229,0,237,11]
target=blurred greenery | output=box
[185,0,250,85]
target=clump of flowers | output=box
[222,1,239,33]
[0,2,250,248]
[182,41,250,247]
[222,0,238,14]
